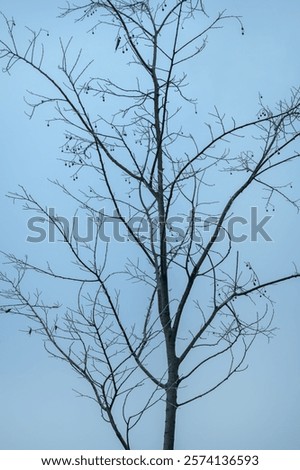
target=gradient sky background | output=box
[0,0,300,450]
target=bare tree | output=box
[0,1,300,450]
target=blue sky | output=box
[0,0,300,450]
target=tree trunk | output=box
[163,364,179,450]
